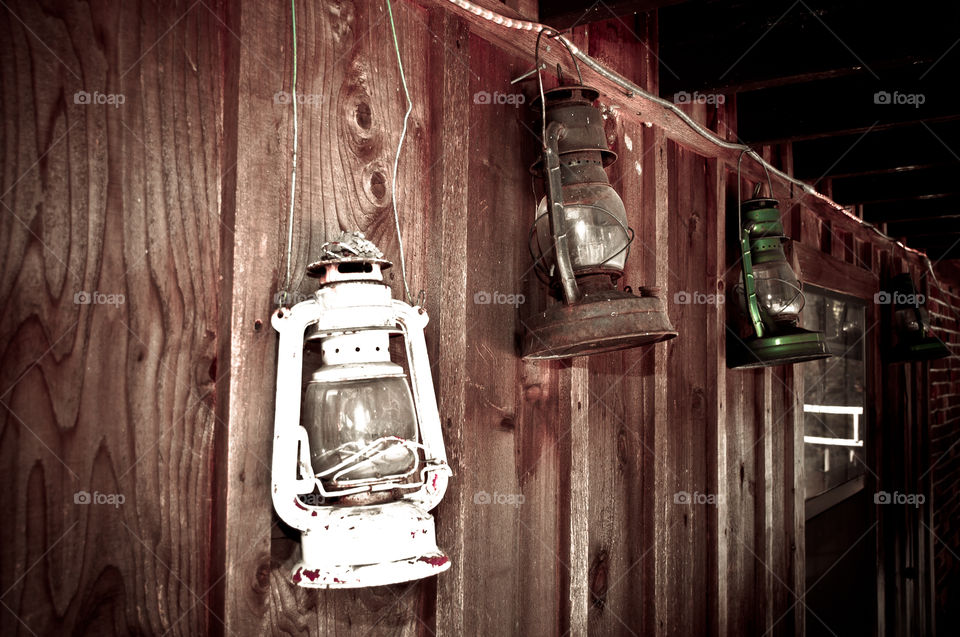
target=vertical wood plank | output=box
[756,369,775,633]
[664,141,711,637]
[640,121,671,637]
[581,17,658,636]
[707,157,729,637]
[459,33,542,636]
[219,1,437,634]
[569,360,591,637]
[426,8,470,637]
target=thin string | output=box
[281,0,299,306]
[386,0,414,305]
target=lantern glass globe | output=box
[753,259,804,324]
[302,374,418,484]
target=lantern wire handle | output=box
[279,0,299,308]
[386,0,414,306]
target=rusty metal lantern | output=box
[523,85,677,359]
[271,232,451,588]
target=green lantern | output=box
[729,195,832,369]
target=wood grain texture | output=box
[1,0,946,635]
[0,0,222,634]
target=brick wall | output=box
[927,267,960,630]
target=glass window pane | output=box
[801,288,867,500]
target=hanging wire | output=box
[386,0,414,306]
[279,0,299,307]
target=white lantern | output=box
[271,232,451,588]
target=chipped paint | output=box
[418,555,449,567]
[624,134,633,152]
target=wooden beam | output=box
[897,235,960,261]
[538,0,685,30]
[658,0,960,94]
[863,196,960,224]
[792,121,960,180]
[831,164,960,206]
[736,64,960,144]
[885,218,960,237]
[794,242,879,298]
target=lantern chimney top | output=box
[306,231,392,285]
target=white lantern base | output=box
[290,500,450,588]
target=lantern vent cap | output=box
[306,231,392,283]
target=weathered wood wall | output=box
[0,0,222,634]
[0,0,946,635]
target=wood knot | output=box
[616,429,629,467]
[689,212,701,234]
[355,101,372,130]
[361,161,391,208]
[523,383,543,402]
[327,1,356,43]
[589,549,609,610]
[254,558,271,593]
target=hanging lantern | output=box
[271,232,451,588]
[729,195,831,368]
[523,85,677,359]
[888,273,949,362]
